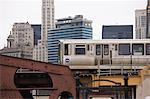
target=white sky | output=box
[0,0,147,49]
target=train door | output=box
[102,44,110,65]
[95,44,110,65]
[95,44,102,65]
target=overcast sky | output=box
[0,0,147,49]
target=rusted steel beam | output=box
[0,55,76,99]
[1,64,62,75]
[0,55,70,75]
[1,88,58,91]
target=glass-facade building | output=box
[47,15,92,64]
[31,24,41,45]
[102,25,133,39]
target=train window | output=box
[76,45,85,47]
[119,44,130,55]
[75,45,86,55]
[64,44,69,55]
[96,44,101,55]
[115,44,118,50]
[104,44,109,55]
[87,44,90,51]
[146,43,150,55]
[132,44,144,55]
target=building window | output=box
[132,44,144,55]
[75,45,86,55]
[146,43,150,55]
[96,44,101,55]
[104,44,109,55]
[64,44,69,55]
[119,44,130,55]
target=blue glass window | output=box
[75,45,86,55]
[119,44,130,55]
[104,44,109,55]
[96,44,101,55]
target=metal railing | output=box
[96,58,150,66]
[96,57,150,75]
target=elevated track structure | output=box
[0,55,76,99]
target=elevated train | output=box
[59,39,150,70]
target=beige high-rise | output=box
[33,0,55,62]
[0,22,34,59]
[135,9,146,39]
[41,0,55,44]
[12,22,34,47]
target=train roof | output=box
[59,39,150,44]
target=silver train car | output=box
[59,39,150,68]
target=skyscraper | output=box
[33,0,55,62]
[146,0,150,38]
[135,9,146,39]
[42,0,55,44]
[47,15,92,64]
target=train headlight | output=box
[65,58,70,63]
